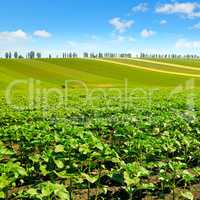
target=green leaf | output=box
[95,143,103,151]
[138,183,155,190]
[54,170,70,179]
[54,159,64,169]
[0,191,5,198]
[17,166,27,176]
[29,154,40,163]
[137,167,149,177]
[181,191,194,200]
[111,157,121,163]
[124,171,140,186]
[41,185,52,197]
[81,173,99,184]
[56,190,70,200]
[54,183,70,200]
[55,145,65,153]
[182,170,194,182]
[27,188,38,196]
[40,164,48,176]
[0,174,10,189]
[79,144,90,154]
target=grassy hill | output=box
[108,58,200,75]
[0,58,200,93]
[146,58,200,68]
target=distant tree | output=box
[90,53,95,58]
[98,53,103,58]
[68,52,72,58]
[73,52,77,58]
[29,51,35,59]
[5,52,9,59]
[140,53,145,58]
[9,52,12,59]
[63,53,67,58]
[83,52,89,58]
[127,53,132,58]
[14,52,18,59]
[49,54,52,59]
[36,52,42,59]
[18,55,24,59]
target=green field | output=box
[108,58,200,76]
[1,58,200,199]
[146,58,200,68]
[1,58,200,93]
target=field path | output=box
[96,59,200,78]
[131,58,200,71]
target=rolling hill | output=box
[0,58,200,92]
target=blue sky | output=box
[0,0,200,56]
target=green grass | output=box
[146,58,200,68]
[109,58,200,75]
[0,58,200,94]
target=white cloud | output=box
[176,38,200,48]
[141,29,155,38]
[109,17,134,33]
[192,22,200,29]
[160,20,167,25]
[33,30,52,38]
[156,2,200,18]
[132,3,148,12]
[0,29,28,41]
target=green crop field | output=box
[1,58,200,92]
[146,58,200,69]
[107,58,200,75]
[1,58,200,199]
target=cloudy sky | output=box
[1,0,200,56]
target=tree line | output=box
[3,51,79,59]
[83,52,132,58]
[3,52,132,59]
[2,51,200,59]
[4,51,42,59]
[139,53,200,59]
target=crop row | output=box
[0,89,200,199]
